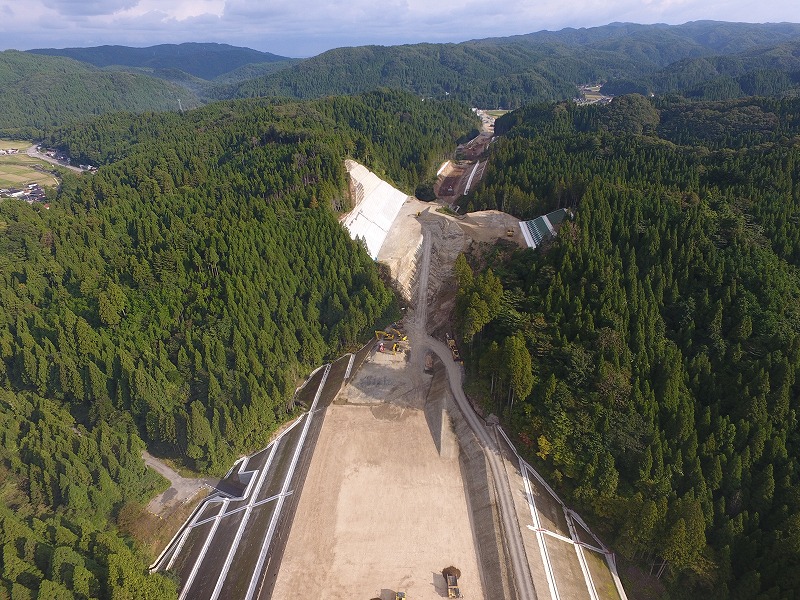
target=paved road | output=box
[413,223,538,600]
[25,144,83,173]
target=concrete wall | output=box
[342,160,410,259]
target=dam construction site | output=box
[153,119,629,600]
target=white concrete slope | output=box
[341,160,410,259]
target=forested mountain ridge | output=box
[0,89,476,598]
[460,95,800,597]
[28,43,291,80]
[4,22,800,138]
[0,51,200,138]
[27,42,300,96]
[222,22,800,108]
[486,20,800,54]
[599,39,800,100]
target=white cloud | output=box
[42,0,139,17]
[2,0,799,55]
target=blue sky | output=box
[3,0,799,57]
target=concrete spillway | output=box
[341,160,410,259]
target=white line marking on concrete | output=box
[343,352,355,380]
[252,490,293,508]
[567,509,608,551]
[520,458,560,600]
[178,498,229,600]
[605,551,630,600]
[209,442,279,600]
[245,363,331,600]
[463,161,480,195]
[575,542,600,600]
[165,495,212,571]
[540,528,579,546]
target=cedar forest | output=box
[0,46,798,600]
[459,95,800,598]
[0,90,475,599]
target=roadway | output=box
[413,216,625,600]
[412,222,538,600]
[25,144,84,174]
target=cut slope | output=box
[342,159,411,260]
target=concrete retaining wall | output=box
[342,160,410,259]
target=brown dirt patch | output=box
[271,350,484,599]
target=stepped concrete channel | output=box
[155,160,627,599]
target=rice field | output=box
[0,141,59,189]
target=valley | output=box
[156,129,625,598]
[3,19,800,600]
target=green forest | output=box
[5,23,800,596]
[0,89,476,599]
[223,22,800,109]
[12,21,800,137]
[459,95,800,597]
[0,51,201,140]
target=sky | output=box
[2,0,799,57]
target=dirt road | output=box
[142,451,214,516]
[415,221,538,600]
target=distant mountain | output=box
[8,22,800,136]
[487,20,800,56]
[212,58,303,84]
[28,42,292,80]
[0,51,199,137]
[646,40,800,99]
[220,21,800,108]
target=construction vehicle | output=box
[375,330,394,341]
[395,593,406,600]
[446,574,462,598]
[389,328,408,341]
[446,333,462,362]
[442,567,463,598]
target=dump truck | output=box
[442,567,463,598]
[446,574,462,598]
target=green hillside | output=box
[28,43,291,80]
[222,22,800,107]
[0,51,200,137]
[645,41,800,99]
[6,23,800,138]
[0,90,475,598]
[461,95,800,597]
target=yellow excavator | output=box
[389,328,407,341]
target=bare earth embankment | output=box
[271,350,484,599]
